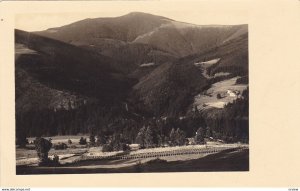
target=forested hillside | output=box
[15,13,249,146]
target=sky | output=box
[15,1,248,32]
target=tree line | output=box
[16,88,249,149]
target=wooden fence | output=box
[73,146,248,163]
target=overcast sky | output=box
[15,2,248,32]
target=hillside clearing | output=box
[194,77,248,110]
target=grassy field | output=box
[27,135,89,144]
[194,77,248,110]
[16,135,248,173]
[17,135,89,165]
[16,148,249,174]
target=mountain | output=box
[35,12,247,66]
[15,29,136,110]
[131,61,208,116]
[179,32,248,77]
[131,32,248,116]
[83,42,176,75]
[15,13,248,141]
[36,12,171,43]
[15,29,139,136]
[132,22,247,57]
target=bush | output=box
[16,135,28,148]
[102,144,113,152]
[195,127,205,144]
[68,139,72,144]
[34,137,52,166]
[146,158,167,164]
[79,137,87,145]
[69,145,77,149]
[52,154,60,166]
[54,142,68,150]
[134,160,143,172]
[39,155,60,167]
[122,143,130,151]
[236,75,248,84]
[169,128,186,146]
[89,135,96,146]
[96,134,107,146]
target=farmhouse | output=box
[227,90,237,97]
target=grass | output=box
[16,148,248,174]
[194,77,248,110]
[138,149,249,172]
[27,135,89,144]
[17,135,89,160]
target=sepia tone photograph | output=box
[15,11,249,175]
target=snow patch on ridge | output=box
[140,63,155,67]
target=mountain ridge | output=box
[15,13,248,141]
[35,12,248,57]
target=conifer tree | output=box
[195,127,205,144]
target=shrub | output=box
[16,135,28,148]
[102,144,113,152]
[96,134,107,146]
[169,128,176,146]
[79,137,87,145]
[169,128,186,146]
[68,139,72,144]
[52,154,60,166]
[136,126,146,148]
[122,143,130,151]
[236,75,248,84]
[54,142,68,150]
[195,127,205,144]
[147,158,167,164]
[89,135,96,146]
[134,160,143,172]
[34,137,52,166]
[176,128,186,146]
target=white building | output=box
[227,90,237,97]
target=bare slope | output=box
[36,12,248,58]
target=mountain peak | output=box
[126,12,149,16]
[121,12,171,20]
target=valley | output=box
[15,12,249,173]
[16,135,248,174]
